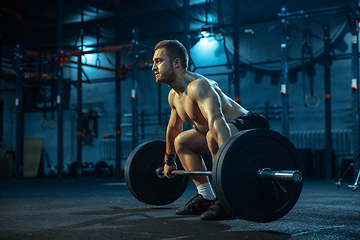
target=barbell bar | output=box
[156,168,212,178]
[156,168,302,183]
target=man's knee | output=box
[174,133,187,153]
[174,130,209,155]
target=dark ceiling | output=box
[1,0,352,51]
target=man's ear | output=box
[173,58,181,68]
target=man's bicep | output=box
[167,91,181,128]
[168,108,183,130]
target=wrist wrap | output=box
[164,153,176,165]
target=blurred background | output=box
[0,0,358,182]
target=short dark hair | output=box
[154,40,188,69]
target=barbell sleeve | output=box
[257,168,303,183]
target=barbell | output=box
[125,129,304,223]
[155,168,302,183]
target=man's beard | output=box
[156,68,175,84]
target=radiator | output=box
[101,138,133,160]
[289,130,353,155]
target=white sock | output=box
[197,182,216,200]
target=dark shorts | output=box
[228,112,270,131]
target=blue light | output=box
[200,30,211,38]
[199,24,213,38]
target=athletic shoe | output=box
[200,199,234,220]
[176,194,214,215]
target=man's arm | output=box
[163,90,183,179]
[188,79,231,147]
[166,90,183,154]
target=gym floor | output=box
[0,177,359,240]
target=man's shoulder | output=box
[188,77,207,87]
[168,89,176,106]
[186,78,215,101]
[188,77,216,92]
[168,89,177,100]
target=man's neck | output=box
[168,70,193,93]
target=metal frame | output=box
[350,0,360,185]
[278,5,353,180]
[335,154,360,190]
[54,1,127,178]
[131,28,139,149]
[14,43,24,179]
[56,0,64,180]
[115,2,122,178]
[280,5,290,138]
[233,0,240,102]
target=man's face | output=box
[152,48,175,84]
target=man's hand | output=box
[164,163,177,179]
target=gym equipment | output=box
[125,141,189,205]
[125,129,303,222]
[335,154,360,191]
[212,129,303,222]
[155,168,301,183]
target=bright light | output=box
[77,46,95,52]
[190,36,231,75]
[199,24,213,38]
[191,37,225,66]
[197,37,218,48]
[201,30,211,38]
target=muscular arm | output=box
[166,90,183,154]
[188,79,231,147]
[163,90,183,179]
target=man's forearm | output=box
[211,119,231,148]
[166,126,182,154]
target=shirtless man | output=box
[152,40,270,220]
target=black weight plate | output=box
[213,129,303,223]
[125,140,189,205]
